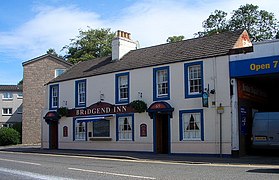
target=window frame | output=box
[49,84,59,110]
[2,92,13,100]
[17,92,23,99]
[75,79,86,108]
[153,66,170,101]
[179,109,204,141]
[115,72,130,104]
[73,119,87,141]
[55,69,66,78]
[2,108,12,116]
[92,120,110,138]
[116,114,134,141]
[184,61,203,98]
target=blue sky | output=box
[1,0,279,85]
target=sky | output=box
[1,0,279,85]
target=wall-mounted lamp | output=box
[100,92,105,101]
[210,89,215,94]
[138,92,143,99]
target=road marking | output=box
[1,151,279,169]
[0,157,41,166]
[69,167,156,179]
[0,167,74,180]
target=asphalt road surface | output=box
[0,150,279,180]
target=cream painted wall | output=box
[43,55,232,155]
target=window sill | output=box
[89,137,112,141]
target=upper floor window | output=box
[115,72,129,104]
[75,80,86,107]
[2,108,12,116]
[55,69,66,78]
[17,92,23,99]
[3,92,13,100]
[49,84,59,110]
[185,62,203,98]
[153,66,170,101]
[179,109,204,141]
[116,114,134,141]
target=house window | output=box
[75,122,86,140]
[185,62,203,98]
[153,66,170,101]
[17,92,23,99]
[117,114,134,141]
[179,109,204,141]
[75,80,86,107]
[2,108,12,115]
[3,92,13,100]
[55,69,66,78]
[115,72,129,104]
[63,126,68,137]
[93,120,110,137]
[49,84,59,110]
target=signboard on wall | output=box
[237,80,267,102]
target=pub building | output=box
[43,29,252,156]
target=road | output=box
[0,150,279,179]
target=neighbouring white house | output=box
[42,30,253,156]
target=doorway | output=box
[155,114,169,154]
[49,121,58,149]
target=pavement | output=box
[1,144,279,166]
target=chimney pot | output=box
[117,30,121,37]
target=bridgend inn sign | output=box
[68,102,134,117]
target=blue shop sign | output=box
[230,55,279,77]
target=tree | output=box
[196,4,279,42]
[46,48,64,59]
[62,28,115,64]
[166,35,185,43]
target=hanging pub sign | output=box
[202,91,209,107]
[67,102,135,117]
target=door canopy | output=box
[147,101,174,119]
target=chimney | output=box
[112,30,138,61]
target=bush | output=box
[0,127,20,146]
[129,100,147,113]
[11,122,22,143]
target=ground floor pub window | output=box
[92,120,110,137]
[117,116,133,140]
[75,122,86,140]
[180,110,202,140]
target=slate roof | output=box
[50,29,247,84]
[22,54,72,67]
[0,85,22,91]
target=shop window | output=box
[115,72,129,104]
[75,122,86,140]
[116,114,134,141]
[2,108,12,115]
[184,61,203,98]
[3,92,13,100]
[153,66,170,101]
[93,120,110,137]
[63,126,68,137]
[49,84,59,110]
[179,109,204,141]
[75,79,86,107]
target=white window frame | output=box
[182,112,201,140]
[2,92,13,100]
[188,65,202,95]
[118,75,128,101]
[156,69,168,97]
[55,69,66,78]
[118,116,133,141]
[2,108,12,116]
[75,122,86,140]
[78,82,86,105]
[17,92,23,99]
[51,86,59,108]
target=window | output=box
[2,108,12,115]
[93,120,110,137]
[49,84,59,110]
[115,72,129,104]
[179,109,204,141]
[185,62,203,98]
[153,66,170,101]
[75,122,86,140]
[3,92,13,100]
[17,107,22,114]
[17,92,23,99]
[75,80,86,107]
[55,69,66,78]
[117,114,134,141]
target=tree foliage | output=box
[0,127,20,146]
[62,28,115,64]
[196,4,279,42]
[166,35,185,43]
